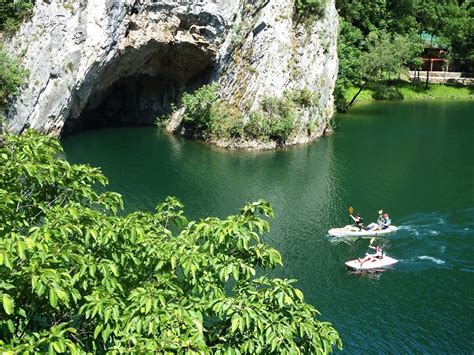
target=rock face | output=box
[4,0,338,148]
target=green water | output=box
[62,101,474,353]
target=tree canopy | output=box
[0,130,342,353]
[335,0,473,111]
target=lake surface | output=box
[62,101,474,353]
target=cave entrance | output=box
[64,41,216,134]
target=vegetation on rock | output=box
[0,0,34,34]
[0,45,28,110]
[180,83,220,139]
[294,0,328,23]
[0,130,342,353]
[175,84,321,145]
[0,45,28,132]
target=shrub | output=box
[0,45,28,108]
[294,0,327,23]
[244,111,271,139]
[371,82,404,100]
[260,96,296,142]
[180,83,219,138]
[211,100,244,139]
[177,86,318,144]
[285,88,320,108]
[0,0,34,34]
[242,95,299,143]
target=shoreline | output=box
[344,82,473,106]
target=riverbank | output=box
[346,81,473,105]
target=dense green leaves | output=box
[335,0,473,111]
[181,83,220,138]
[0,0,34,34]
[0,130,341,353]
[0,45,28,108]
[173,84,319,144]
[294,0,328,23]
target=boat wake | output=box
[417,255,445,265]
[385,209,472,271]
[396,208,473,239]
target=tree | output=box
[343,31,422,110]
[0,130,342,353]
[335,0,473,111]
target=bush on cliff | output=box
[294,0,328,22]
[180,83,220,139]
[0,0,34,34]
[176,84,320,145]
[0,130,342,353]
[0,45,28,108]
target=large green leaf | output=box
[2,293,14,315]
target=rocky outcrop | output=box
[4,0,338,149]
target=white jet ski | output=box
[328,225,398,237]
[345,255,398,270]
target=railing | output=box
[409,71,474,85]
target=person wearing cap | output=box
[379,213,391,229]
[366,210,385,231]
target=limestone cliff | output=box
[3,0,338,149]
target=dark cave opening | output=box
[63,41,217,135]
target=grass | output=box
[346,80,473,104]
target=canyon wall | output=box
[4,0,338,148]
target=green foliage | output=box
[0,131,342,353]
[210,100,244,139]
[177,84,319,144]
[335,0,473,111]
[285,87,320,108]
[294,0,328,23]
[345,80,473,103]
[153,113,169,128]
[370,82,403,100]
[181,83,220,139]
[358,31,422,81]
[337,29,422,110]
[254,96,296,142]
[0,45,28,108]
[0,0,34,34]
[244,89,320,142]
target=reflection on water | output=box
[62,101,474,353]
